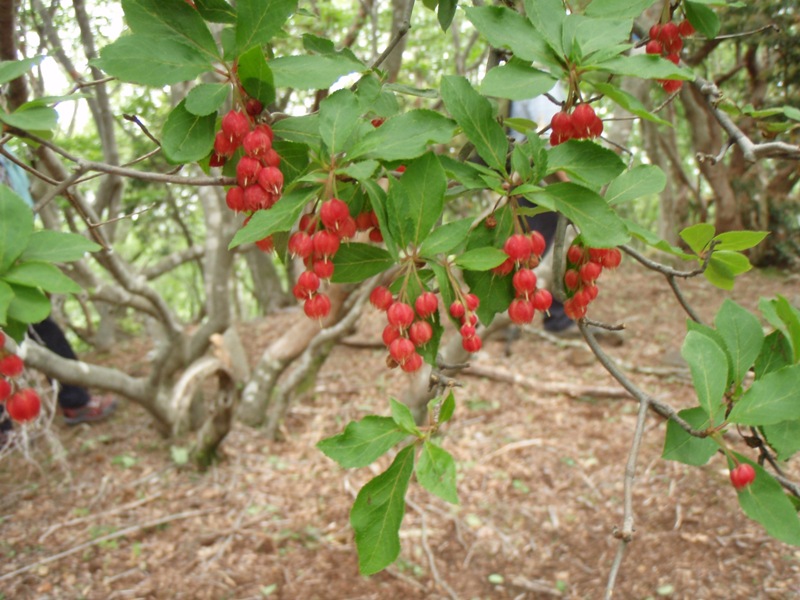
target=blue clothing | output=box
[0,152,34,207]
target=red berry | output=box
[304,293,331,320]
[236,156,261,187]
[660,79,683,94]
[387,302,415,329]
[462,313,478,327]
[564,297,587,320]
[225,186,246,212]
[492,257,515,276]
[243,128,272,158]
[320,198,351,232]
[257,166,283,196]
[462,335,482,353]
[465,293,480,312]
[382,324,401,347]
[299,214,318,233]
[664,35,683,54]
[645,40,663,55]
[243,185,273,212]
[370,286,394,311]
[0,378,11,402]
[209,152,226,167]
[288,231,313,259]
[312,230,341,258]
[449,301,465,319]
[564,269,581,291]
[355,212,374,231]
[649,23,662,41]
[245,98,263,116]
[678,20,695,37]
[255,123,274,142]
[657,22,680,45]
[550,110,573,136]
[460,324,476,339]
[371,118,385,128]
[0,354,23,378]
[313,259,335,280]
[221,110,250,144]
[508,299,535,324]
[730,463,756,490]
[532,289,553,312]
[335,216,357,240]
[214,130,238,157]
[297,270,320,294]
[571,288,591,309]
[504,234,533,263]
[584,284,599,301]
[389,337,415,363]
[512,268,537,297]
[571,104,597,139]
[567,244,585,265]
[665,52,680,65]
[6,388,40,422]
[602,248,622,269]
[589,116,604,138]
[400,352,423,372]
[530,231,546,257]
[262,148,281,168]
[409,321,433,346]
[255,235,274,253]
[580,261,603,284]
[414,292,438,319]
[368,228,384,243]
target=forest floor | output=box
[2,260,800,600]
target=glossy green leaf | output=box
[481,60,556,101]
[0,186,34,273]
[0,56,44,85]
[523,0,566,56]
[570,16,633,57]
[732,454,800,546]
[419,218,473,257]
[350,445,415,575]
[391,399,421,437]
[590,54,695,80]
[438,391,456,423]
[684,0,720,39]
[547,140,625,188]
[713,300,763,386]
[319,89,361,155]
[754,330,793,378]
[337,160,378,182]
[605,165,667,205]
[3,261,81,294]
[463,267,514,325]
[681,330,729,424]
[454,247,508,271]
[712,230,769,252]
[762,420,800,461]
[5,283,50,324]
[441,76,508,173]
[728,365,800,425]
[237,45,275,106]
[94,35,211,86]
[272,114,320,147]
[161,100,216,164]
[396,152,446,247]
[760,296,800,362]
[417,441,459,504]
[270,54,363,90]
[349,110,456,162]
[228,187,316,249]
[537,183,630,247]
[0,280,11,325]
[185,83,229,116]
[122,0,219,59]
[662,407,718,466]
[680,223,715,255]
[272,140,309,186]
[235,0,297,52]
[0,106,58,132]
[317,415,408,469]
[331,243,394,283]
[706,251,752,290]
[589,81,671,126]
[19,230,99,263]
[585,0,659,18]
[362,179,398,259]
[686,320,733,386]
[194,0,235,23]
[437,0,457,31]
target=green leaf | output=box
[768,296,800,362]
[237,45,275,106]
[350,445,415,575]
[228,187,316,249]
[331,243,394,283]
[684,1,721,39]
[585,0,660,19]
[463,6,560,70]
[662,407,718,466]
[606,165,666,205]
[362,179,398,259]
[395,153,446,247]
[680,223,715,255]
[590,54,695,80]
[419,218,473,257]
[481,60,556,101]
[624,219,693,259]
[762,420,800,461]
[3,261,81,294]
[391,399,421,437]
[784,106,800,122]
[0,186,34,273]
[463,268,514,325]
[161,100,216,164]
[0,106,58,132]
[319,89,361,155]
[732,454,800,546]
[122,0,219,59]
[194,0,236,23]
[5,283,50,324]
[272,114,320,147]
[416,441,459,504]
[437,0,457,31]
[439,155,489,191]
[337,160,378,182]
[681,330,729,424]
[713,300,764,386]
[270,54,363,90]
[441,76,508,173]
[706,251,752,289]
[317,416,408,469]
[94,34,212,86]
[571,16,633,57]
[349,110,456,162]
[0,280,11,325]
[712,230,769,252]
[755,330,793,378]
[438,391,456,423]
[546,140,625,188]
[0,56,44,85]
[523,0,566,57]
[728,365,800,425]
[184,83,229,116]
[537,183,630,247]
[589,81,671,126]
[235,0,297,52]
[272,140,309,187]
[455,247,508,271]
[686,320,733,387]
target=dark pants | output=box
[1,318,90,431]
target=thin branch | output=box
[369,0,415,71]
[666,275,704,324]
[620,244,705,278]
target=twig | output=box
[0,507,221,582]
[620,244,705,278]
[666,275,704,324]
[583,317,625,332]
[123,114,161,147]
[369,0,415,71]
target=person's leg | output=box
[29,318,90,410]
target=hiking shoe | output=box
[63,394,118,425]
